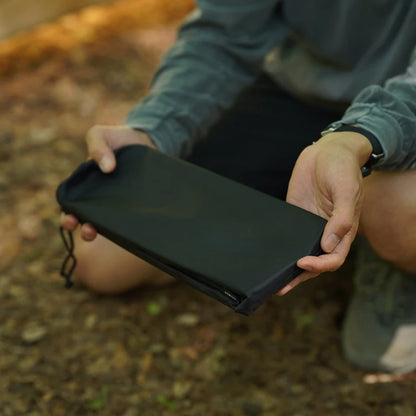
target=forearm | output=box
[126,0,286,157]
[336,45,416,170]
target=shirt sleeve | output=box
[338,46,416,170]
[125,0,286,156]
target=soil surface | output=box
[0,1,415,415]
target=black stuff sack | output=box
[56,144,326,315]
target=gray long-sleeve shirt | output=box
[126,0,416,170]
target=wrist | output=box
[319,123,384,176]
[132,129,158,150]
[317,131,373,167]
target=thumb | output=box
[321,203,357,254]
[86,126,116,173]
[296,199,360,274]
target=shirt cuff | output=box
[125,106,192,157]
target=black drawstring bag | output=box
[56,144,326,315]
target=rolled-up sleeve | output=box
[339,46,416,170]
[126,0,286,156]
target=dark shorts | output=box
[187,74,343,200]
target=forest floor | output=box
[0,0,415,415]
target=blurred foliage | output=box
[0,0,194,78]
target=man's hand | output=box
[279,131,373,295]
[60,125,157,241]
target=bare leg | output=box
[343,169,416,374]
[72,229,173,294]
[359,169,416,274]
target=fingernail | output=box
[325,233,340,252]
[99,155,112,172]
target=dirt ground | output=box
[0,1,415,415]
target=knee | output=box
[70,230,137,294]
[363,217,416,274]
[370,230,416,274]
[359,170,416,274]
[71,230,173,294]
[72,237,123,294]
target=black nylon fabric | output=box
[56,144,326,315]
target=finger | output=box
[80,223,98,241]
[61,213,79,231]
[86,126,116,173]
[276,270,319,296]
[297,232,352,273]
[298,254,342,274]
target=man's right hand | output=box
[60,125,157,242]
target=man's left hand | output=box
[279,131,373,295]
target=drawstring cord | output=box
[59,226,76,288]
